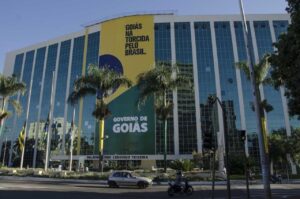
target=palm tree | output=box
[0,74,26,122]
[0,74,26,151]
[236,53,273,112]
[68,64,132,170]
[236,53,272,196]
[136,62,190,172]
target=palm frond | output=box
[0,111,9,121]
[261,99,274,113]
[169,75,191,90]
[235,61,251,80]
[68,87,96,105]
[7,99,22,116]
[0,75,26,98]
[136,62,190,114]
[74,76,99,91]
[255,53,271,84]
[262,77,275,86]
[155,98,173,121]
[92,100,111,120]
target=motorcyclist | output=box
[174,170,183,189]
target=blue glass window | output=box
[254,21,285,132]
[215,21,242,153]
[82,32,100,155]
[194,22,219,150]
[154,23,174,154]
[175,22,197,154]
[65,36,85,155]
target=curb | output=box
[1,175,299,186]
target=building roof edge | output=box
[82,10,177,27]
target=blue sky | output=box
[0,0,288,72]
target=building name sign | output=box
[112,116,148,133]
[86,155,149,160]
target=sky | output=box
[0,0,288,72]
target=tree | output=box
[287,128,300,165]
[236,54,272,197]
[0,74,26,124]
[270,0,300,118]
[68,64,132,170]
[136,62,190,172]
[236,54,274,113]
[268,130,289,173]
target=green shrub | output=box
[169,159,194,171]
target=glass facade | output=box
[175,22,197,154]
[254,21,285,133]
[38,44,58,167]
[40,44,58,120]
[234,21,260,158]
[65,36,85,155]
[26,47,46,167]
[81,32,100,155]
[214,21,243,154]
[28,47,46,134]
[15,50,35,166]
[194,22,219,150]
[2,53,24,166]
[2,14,292,169]
[52,40,71,155]
[154,23,174,155]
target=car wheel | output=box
[108,181,118,188]
[137,181,146,189]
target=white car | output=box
[108,171,152,188]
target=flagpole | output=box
[238,0,272,198]
[69,108,75,171]
[20,76,33,169]
[45,71,55,171]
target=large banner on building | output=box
[99,15,155,155]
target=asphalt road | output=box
[1,177,300,199]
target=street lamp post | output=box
[240,130,250,199]
[209,96,231,199]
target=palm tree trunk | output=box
[163,119,167,173]
[99,118,105,173]
[257,89,272,198]
[163,92,167,173]
[0,98,6,159]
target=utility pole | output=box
[238,1,272,198]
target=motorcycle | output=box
[270,174,282,184]
[167,179,194,196]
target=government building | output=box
[2,12,297,172]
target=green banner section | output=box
[103,86,155,155]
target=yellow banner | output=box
[100,15,154,103]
